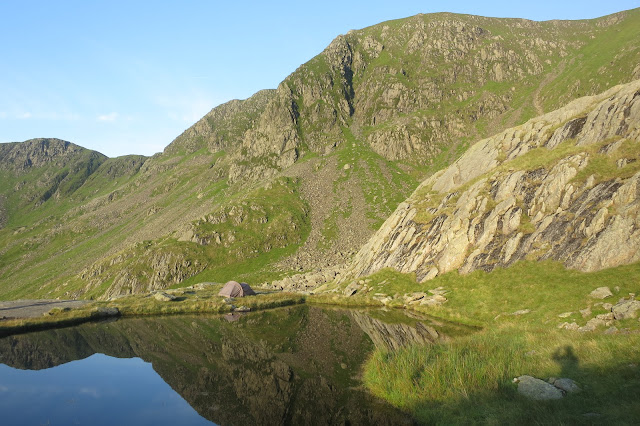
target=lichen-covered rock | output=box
[92,307,120,317]
[346,79,640,282]
[154,292,177,302]
[578,318,607,332]
[553,378,581,393]
[612,298,640,320]
[516,375,564,400]
[590,287,613,299]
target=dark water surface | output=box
[0,305,469,425]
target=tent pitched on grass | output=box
[218,281,256,297]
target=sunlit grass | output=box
[0,290,305,336]
[364,326,640,424]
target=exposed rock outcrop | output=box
[348,79,640,281]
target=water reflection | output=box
[0,354,212,426]
[0,305,469,425]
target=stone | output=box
[420,294,447,307]
[428,287,447,296]
[604,326,618,334]
[421,268,439,282]
[553,378,581,393]
[93,307,120,317]
[589,287,613,299]
[612,299,640,320]
[580,307,591,318]
[234,306,250,312]
[602,303,613,310]
[343,282,361,297]
[378,296,393,305]
[511,309,530,316]
[558,322,579,330]
[404,292,427,302]
[194,282,216,290]
[558,312,573,318]
[343,163,351,170]
[596,312,614,321]
[154,292,177,302]
[578,318,605,332]
[516,375,564,400]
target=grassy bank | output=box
[309,262,640,424]
[0,288,305,337]
[320,260,640,424]
[365,326,640,424]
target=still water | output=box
[0,305,469,425]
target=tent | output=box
[218,281,256,297]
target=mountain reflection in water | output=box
[0,305,470,425]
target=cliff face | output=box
[349,79,640,281]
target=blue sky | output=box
[1,1,638,157]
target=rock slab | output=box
[589,287,613,299]
[516,375,564,400]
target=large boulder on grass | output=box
[612,298,640,320]
[589,287,613,299]
[552,378,581,393]
[516,375,564,400]
[154,292,177,302]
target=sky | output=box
[1,1,638,157]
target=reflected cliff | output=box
[0,305,470,425]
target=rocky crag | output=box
[346,79,640,282]
[1,9,640,299]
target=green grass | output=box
[365,327,640,424]
[0,290,306,337]
[339,259,640,424]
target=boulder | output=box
[558,322,579,331]
[428,287,448,296]
[612,299,640,320]
[343,282,361,297]
[578,318,606,332]
[92,307,120,318]
[154,292,177,302]
[580,307,591,318]
[589,287,613,299]
[553,378,581,393]
[516,375,564,400]
[194,282,217,290]
[419,294,447,307]
[596,312,614,321]
[404,292,427,303]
